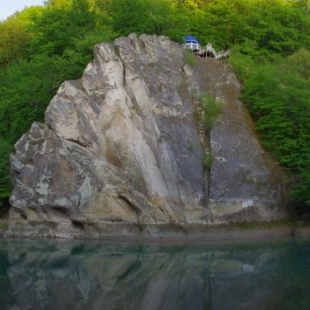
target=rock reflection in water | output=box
[2,239,310,310]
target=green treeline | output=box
[0,0,310,212]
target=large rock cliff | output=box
[7,34,286,239]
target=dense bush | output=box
[232,50,310,209]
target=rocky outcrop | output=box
[7,34,286,239]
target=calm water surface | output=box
[0,237,310,310]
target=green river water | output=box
[0,237,310,309]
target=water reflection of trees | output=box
[1,239,310,310]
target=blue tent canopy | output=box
[184,35,199,43]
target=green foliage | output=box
[203,150,213,170]
[198,92,223,132]
[194,92,221,171]
[187,141,194,152]
[0,19,31,67]
[183,49,196,66]
[238,50,310,209]
[290,167,310,209]
[28,1,96,56]
[229,47,256,81]
[0,139,12,203]
[286,48,310,80]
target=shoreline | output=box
[89,225,310,245]
[1,220,310,244]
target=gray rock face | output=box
[7,34,286,238]
[192,58,288,223]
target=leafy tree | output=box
[0,138,12,210]
[28,2,96,56]
[44,0,73,9]
[287,48,310,80]
[104,0,176,37]
[239,57,310,208]
[0,18,31,66]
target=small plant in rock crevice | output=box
[192,92,223,172]
[198,92,223,132]
[203,150,213,170]
[183,49,196,66]
[187,141,194,152]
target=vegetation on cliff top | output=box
[0,0,310,213]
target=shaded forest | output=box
[0,0,310,214]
